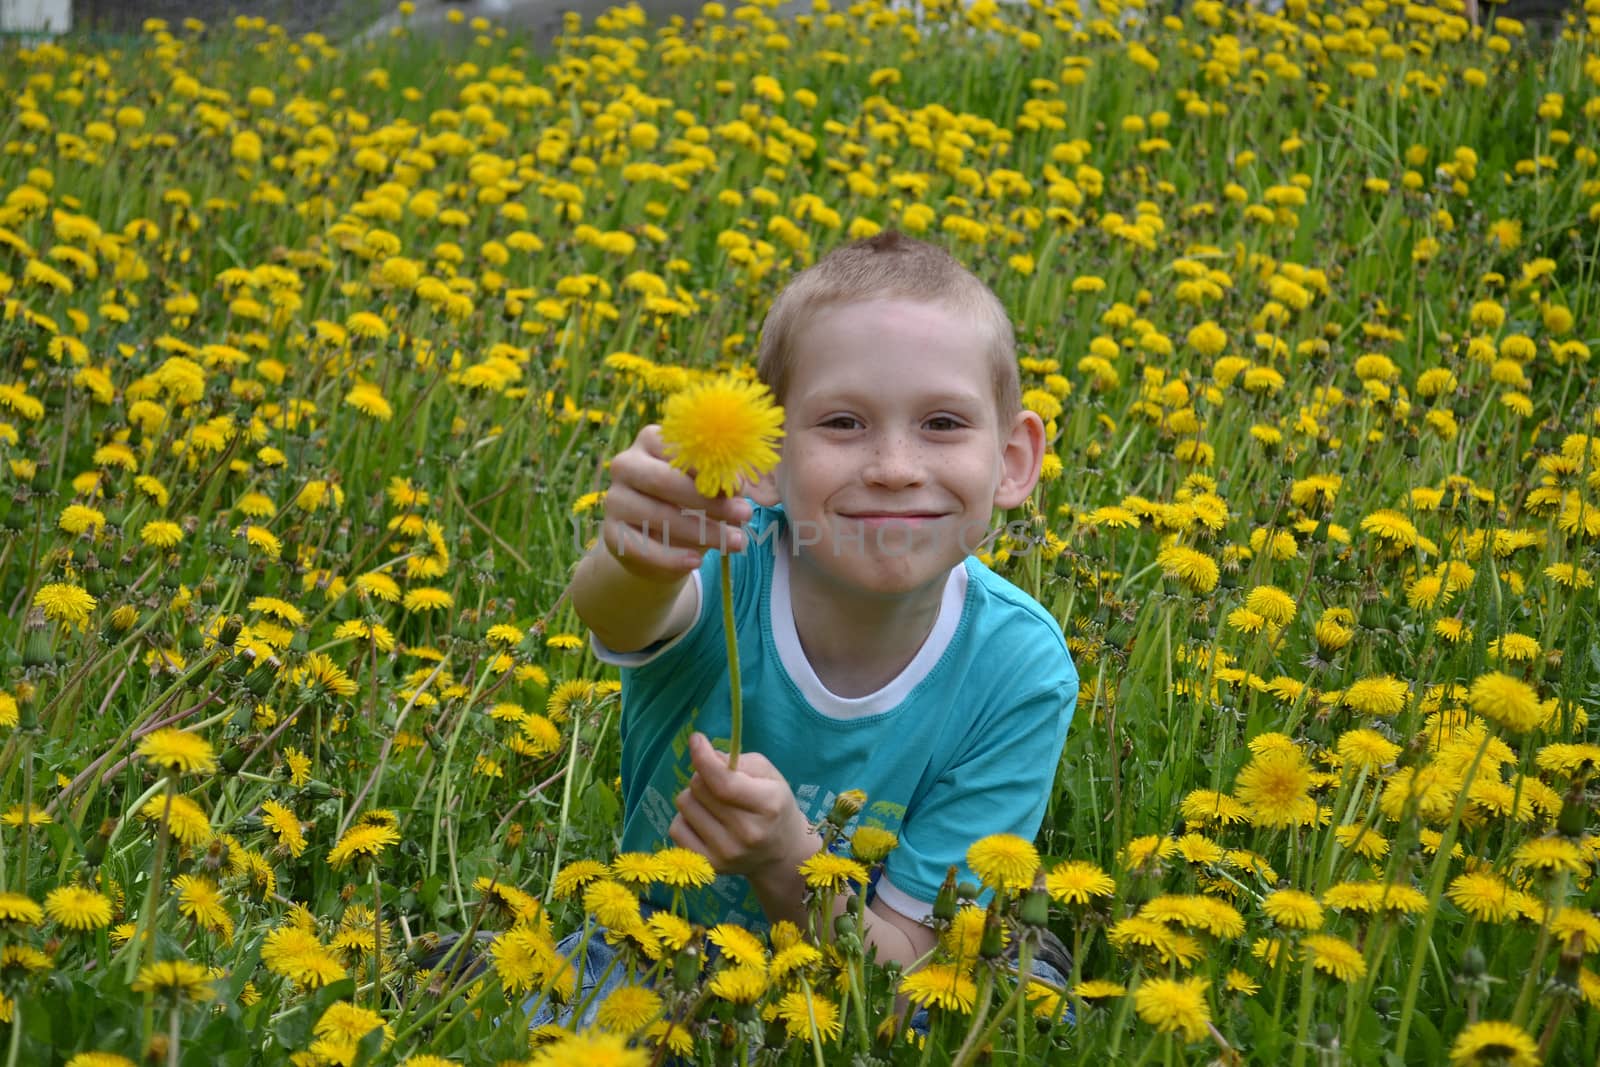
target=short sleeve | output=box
[589,568,706,668]
[588,502,774,686]
[877,679,1078,921]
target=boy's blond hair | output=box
[756,231,1020,420]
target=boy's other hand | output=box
[602,425,752,583]
[670,732,817,880]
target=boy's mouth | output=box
[839,512,947,524]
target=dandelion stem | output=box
[949,962,996,1067]
[1511,871,1565,1027]
[371,863,384,1010]
[1393,729,1492,1059]
[166,1003,180,1067]
[721,553,742,771]
[122,776,175,984]
[3,996,19,1067]
[1288,954,1318,1067]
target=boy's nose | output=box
[863,433,924,486]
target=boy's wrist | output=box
[748,822,823,911]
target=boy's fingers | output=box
[667,813,718,867]
[607,472,748,550]
[673,792,734,865]
[635,423,669,459]
[601,516,701,575]
[604,487,744,557]
[688,735,768,811]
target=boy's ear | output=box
[993,410,1047,511]
[742,467,782,507]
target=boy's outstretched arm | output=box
[671,733,938,970]
[569,425,750,653]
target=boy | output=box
[569,230,1078,971]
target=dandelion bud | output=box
[407,933,441,966]
[933,866,959,922]
[1458,945,1486,982]
[826,789,867,828]
[84,818,115,868]
[1556,782,1587,838]
[979,903,1006,960]
[957,880,981,902]
[202,837,229,873]
[180,623,203,652]
[218,615,243,648]
[1020,872,1050,929]
[222,648,255,682]
[219,744,247,776]
[245,659,278,698]
[22,619,53,668]
[673,943,702,993]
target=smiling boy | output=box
[569,231,1079,971]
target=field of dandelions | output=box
[2,0,1599,1063]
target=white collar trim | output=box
[771,534,967,720]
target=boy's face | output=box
[765,297,1043,601]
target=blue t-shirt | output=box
[592,504,1078,929]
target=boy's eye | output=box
[925,416,965,431]
[820,415,860,430]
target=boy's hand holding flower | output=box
[601,423,752,583]
[670,732,817,882]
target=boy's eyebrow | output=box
[799,386,989,408]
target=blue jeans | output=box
[525,924,1074,1034]
[525,923,631,1029]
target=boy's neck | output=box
[784,555,950,700]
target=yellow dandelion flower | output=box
[708,965,768,1004]
[653,847,716,888]
[849,826,899,863]
[551,860,608,900]
[327,823,399,869]
[43,885,113,931]
[775,990,844,1043]
[131,959,216,1002]
[1045,860,1116,905]
[1301,934,1366,982]
[1234,746,1317,828]
[708,924,767,969]
[1072,979,1128,1000]
[139,794,211,846]
[659,375,785,498]
[1448,871,1518,923]
[1342,675,1409,716]
[135,728,216,775]
[902,966,972,1017]
[1468,672,1544,733]
[595,984,663,1033]
[966,833,1040,892]
[798,852,869,892]
[33,583,97,629]
[0,893,44,928]
[1133,976,1211,1041]
[1449,1020,1539,1067]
